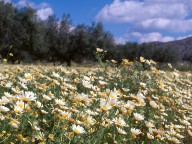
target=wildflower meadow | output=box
[0,51,191,144]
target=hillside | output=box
[147,36,192,62]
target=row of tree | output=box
[0,2,188,65]
[0,2,115,66]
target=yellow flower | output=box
[140,57,145,63]
[121,59,129,65]
[9,119,20,129]
[147,133,154,140]
[168,63,172,68]
[111,59,117,64]
[188,130,192,137]
[100,99,112,111]
[24,73,33,80]
[9,53,13,57]
[48,134,54,140]
[109,91,118,99]
[96,48,103,53]
[113,117,127,127]
[17,134,28,142]
[3,59,7,63]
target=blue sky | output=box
[5,0,192,43]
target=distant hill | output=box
[146,36,192,62]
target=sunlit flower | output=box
[140,82,146,88]
[28,121,40,131]
[55,99,66,106]
[19,82,28,90]
[83,76,91,81]
[147,133,154,140]
[113,117,127,127]
[86,109,99,116]
[145,121,155,128]
[121,59,129,65]
[117,127,127,135]
[59,111,71,119]
[133,113,144,121]
[140,57,145,63]
[0,115,5,120]
[85,116,95,126]
[175,133,184,139]
[149,100,159,109]
[41,110,48,114]
[48,134,54,140]
[108,90,118,99]
[188,130,192,137]
[19,91,36,102]
[180,119,190,126]
[52,72,60,78]
[3,58,7,63]
[71,124,86,134]
[0,96,10,105]
[5,82,13,88]
[42,94,52,101]
[0,106,10,112]
[168,63,172,68]
[122,88,130,92]
[131,128,141,136]
[9,119,20,128]
[9,53,13,57]
[99,80,108,86]
[16,101,26,109]
[96,48,103,53]
[4,92,13,98]
[82,80,92,89]
[14,105,24,114]
[100,99,112,111]
[124,101,135,110]
[35,101,43,108]
[24,73,33,80]
[111,59,117,64]
[172,137,181,144]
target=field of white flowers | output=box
[0,55,191,143]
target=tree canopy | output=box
[0,1,189,65]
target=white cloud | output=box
[131,32,175,43]
[115,37,128,44]
[15,0,35,8]
[176,34,192,40]
[140,18,192,33]
[15,0,54,20]
[96,0,191,23]
[37,7,53,21]
[96,0,192,42]
[115,32,175,44]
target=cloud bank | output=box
[96,0,192,43]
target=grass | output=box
[0,57,191,144]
